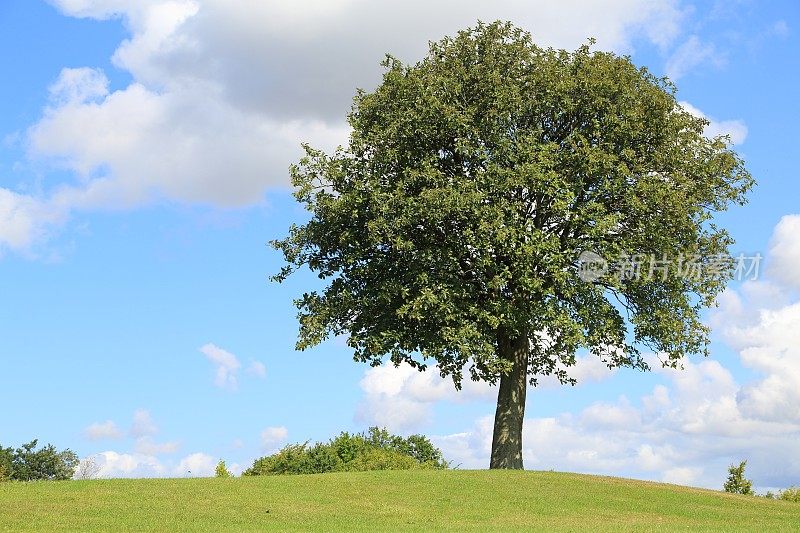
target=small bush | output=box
[779,487,800,502]
[343,447,425,471]
[215,460,233,478]
[723,460,753,495]
[306,443,343,473]
[246,444,316,476]
[243,427,447,476]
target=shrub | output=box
[307,443,343,473]
[343,447,426,472]
[243,427,447,476]
[246,444,316,476]
[779,487,800,502]
[723,461,754,496]
[215,460,233,478]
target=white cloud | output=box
[174,452,217,477]
[665,35,724,80]
[734,303,800,423]
[260,426,288,451]
[771,20,789,38]
[10,0,688,254]
[0,188,65,254]
[434,357,800,488]
[47,66,109,105]
[356,363,489,431]
[679,101,748,145]
[134,436,180,455]
[50,0,685,121]
[199,343,240,389]
[94,451,166,478]
[130,409,159,437]
[357,356,615,432]
[84,420,123,440]
[434,215,800,490]
[662,466,703,485]
[247,360,266,379]
[767,214,800,290]
[83,408,212,477]
[92,450,217,478]
[30,74,348,208]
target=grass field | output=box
[1,470,798,531]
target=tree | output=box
[779,487,800,502]
[215,460,232,478]
[8,440,79,481]
[0,445,12,482]
[74,455,102,480]
[272,21,753,468]
[724,461,754,495]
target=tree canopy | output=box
[724,461,754,495]
[273,21,753,468]
[0,439,78,481]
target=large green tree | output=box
[0,440,79,481]
[273,22,753,468]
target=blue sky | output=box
[1,0,799,487]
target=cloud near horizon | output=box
[419,215,800,490]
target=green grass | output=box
[1,470,798,531]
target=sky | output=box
[0,0,798,489]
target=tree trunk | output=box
[489,330,529,469]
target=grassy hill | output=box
[1,470,798,531]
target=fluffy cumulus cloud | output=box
[94,451,167,478]
[247,360,267,379]
[767,214,800,290]
[47,0,686,123]
[29,67,347,209]
[133,436,180,455]
[730,303,800,424]
[92,450,217,478]
[664,35,724,80]
[88,409,180,456]
[199,343,267,389]
[679,101,748,145]
[174,452,217,477]
[199,343,241,389]
[427,216,800,490]
[5,0,692,253]
[433,358,800,489]
[356,356,615,432]
[260,426,288,452]
[84,420,123,440]
[130,408,159,437]
[0,188,66,254]
[82,408,217,477]
[357,362,495,431]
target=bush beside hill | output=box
[243,427,447,476]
